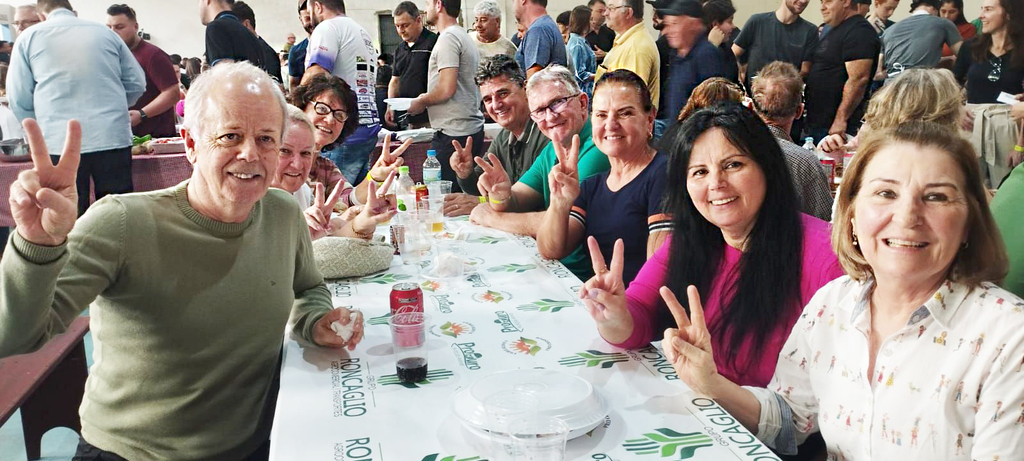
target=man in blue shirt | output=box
[514,0,568,80]
[288,0,313,92]
[8,0,145,216]
[657,0,726,123]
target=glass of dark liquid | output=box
[389,312,430,383]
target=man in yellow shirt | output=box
[596,0,660,110]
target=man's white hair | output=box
[17,4,39,14]
[182,61,287,139]
[474,0,502,19]
[525,64,581,96]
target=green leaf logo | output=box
[487,263,537,273]
[623,428,714,458]
[470,236,505,244]
[558,350,630,368]
[420,454,484,461]
[378,368,455,388]
[360,273,412,284]
[516,298,575,313]
[367,312,392,326]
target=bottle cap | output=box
[426,149,437,157]
[399,166,411,174]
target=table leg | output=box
[20,341,88,460]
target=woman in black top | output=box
[953,0,1023,103]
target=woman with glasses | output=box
[291,74,407,211]
[577,101,844,390]
[537,70,670,286]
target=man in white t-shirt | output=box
[408,0,485,193]
[303,0,381,185]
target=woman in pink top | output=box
[580,103,844,387]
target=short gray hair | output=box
[183,61,287,139]
[285,105,315,139]
[474,0,502,19]
[525,65,580,96]
[17,4,39,14]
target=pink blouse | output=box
[614,214,844,387]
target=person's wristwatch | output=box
[138,109,148,120]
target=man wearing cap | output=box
[731,0,819,88]
[597,0,660,111]
[658,0,726,122]
[804,0,879,141]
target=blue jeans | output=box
[323,137,377,186]
[653,119,669,141]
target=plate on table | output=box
[148,137,186,154]
[450,369,609,441]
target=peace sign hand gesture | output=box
[547,134,580,210]
[350,171,398,236]
[10,119,81,247]
[662,285,719,396]
[474,153,511,204]
[304,180,346,240]
[450,136,475,179]
[368,133,410,182]
[579,237,633,343]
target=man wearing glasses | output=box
[596,0,660,112]
[470,65,610,280]
[13,5,43,36]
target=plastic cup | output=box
[509,416,569,461]
[485,391,540,461]
[425,198,445,233]
[389,312,429,383]
[429,180,453,197]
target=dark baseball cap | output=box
[645,0,672,9]
[655,0,705,18]
[854,0,871,5]
[298,0,307,12]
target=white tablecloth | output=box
[270,217,782,461]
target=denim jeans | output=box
[322,136,378,186]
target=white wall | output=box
[4,0,987,60]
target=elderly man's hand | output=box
[443,193,480,216]
[474,153,512,204]
[312,306,364,350]
[469,201,501,227]
[10,119,81,247]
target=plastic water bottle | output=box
[396,166,416,213]
[802,137,815,150]
[422,149,441,184]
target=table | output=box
[0,153,192,227]
[270,218,781,461]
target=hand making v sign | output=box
[9,119,82,247]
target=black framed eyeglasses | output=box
[313,101,349,123]
[529,94,580,122]
[988,56,1002,82]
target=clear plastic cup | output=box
[509,416,569,461]
[425,198,445,233]
[484,391,540,461]
[388,312,429,383]
[429,180,453,197]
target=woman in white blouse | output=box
[658,121,1023,460]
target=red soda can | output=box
[414,184,429,210]
[391,282,424,315]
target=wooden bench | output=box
[0,316,90,460]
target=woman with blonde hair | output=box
[818,68,964,156]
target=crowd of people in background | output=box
[1,0,1024,460]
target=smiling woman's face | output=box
[685,128,767,245]
[304,91,345,148]
[273,121,317,193]
[853,143,969,290]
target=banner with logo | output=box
[271,218,782,461]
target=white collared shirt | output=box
[752,276,1024,460]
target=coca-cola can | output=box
[391,282,423,315]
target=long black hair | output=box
[658,102,803,371]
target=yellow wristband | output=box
[365,171,378,184]
[478,196,487,203]
[1015,145,1024,153]
[489,197,505,205]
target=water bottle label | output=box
[423,169,441,182]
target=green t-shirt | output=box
[992,163,1024,298]
[517,120,611,280]
[0,181,331,460]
